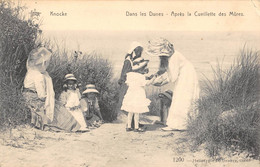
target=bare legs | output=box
[127,112,139,129]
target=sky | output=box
[21,0,260,32]
[15,0,260,80]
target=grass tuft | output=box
[187,47,260,158]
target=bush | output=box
[187,48,260,158]
[47,44,119,122]
[0,0,119,129]
[0,1,40,128]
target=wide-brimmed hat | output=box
[132,57,149,71]
[82,84,99,94]
[64,74,77,82]
[159,90,173,100]
[127,41,142,54]
[28,47,52,65]
[146,38,174,57]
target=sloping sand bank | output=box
[0,115,258,167]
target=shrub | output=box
[0,0,40,128]
[0,0,119,128]
[187,47,260,158]
[47,44,119,122]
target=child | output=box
[121,57,151,132]
[59,74,89,132]
[158,90,173,126]
[80,84,104,128]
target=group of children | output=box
[61,41,175,133]
[119,42,174,132]
[59,73,104,132]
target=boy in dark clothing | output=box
[158,90,173,126]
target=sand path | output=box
[0,116,258,167]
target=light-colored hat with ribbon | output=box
[132,57,149,71]
[82,84,99,94]
[127,41,142,54]
[28,47,52,66]
[146,38,174,57]
[64,74,77,81]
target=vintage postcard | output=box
[0,0,259,167]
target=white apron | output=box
[166,51,200,130]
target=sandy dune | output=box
[0,115,258,167]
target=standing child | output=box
[158,90,173,126]
[59,74,89,132]
[121,57,151,132]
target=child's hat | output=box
[159,90,173,100]
[132,57,149,71]
[82,84,99,94]
[64,74,77,81]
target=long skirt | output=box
[166,62,200,130]
[50,101,81,132]
[23,91,81,132]
[68,108,87,130]
[23,91,49,130]
[116,83,128,113]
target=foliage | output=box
[0,0,40,128]
[187,48,260,159]
[47,46,119,122]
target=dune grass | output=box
[46,41,119,122]
[0,1,119,130]
[187,47,260,159]
[0,1,38,128]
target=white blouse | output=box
[23,69,48,98]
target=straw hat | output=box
[132,57,149,71]
[127,41,142,54]
[159,90,173,100]
[64,74,77,81]
[82,84,99,94]
[28,47,52,65]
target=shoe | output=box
[139,123,145,128]
[161,127,174,131]
[153,120,164,125]
[134,128,145,132]
[126,128,133,132]
[77,128,90,133]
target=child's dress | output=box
[121,72,151,113]
[59,89,87,129]
[80,97,103,127]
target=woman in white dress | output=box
[147,38,200,131]
[23,47,55,130]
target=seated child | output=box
[59,74,88,131]
[80,84,104,128]
[121,57,151,132]
[158,90,173,126]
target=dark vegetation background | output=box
[0,1,119,129]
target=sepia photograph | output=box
[0,0,260,166]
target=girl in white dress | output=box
[59,74,89,132]
[121,57,151,132]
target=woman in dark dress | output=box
[116,41,143,128]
